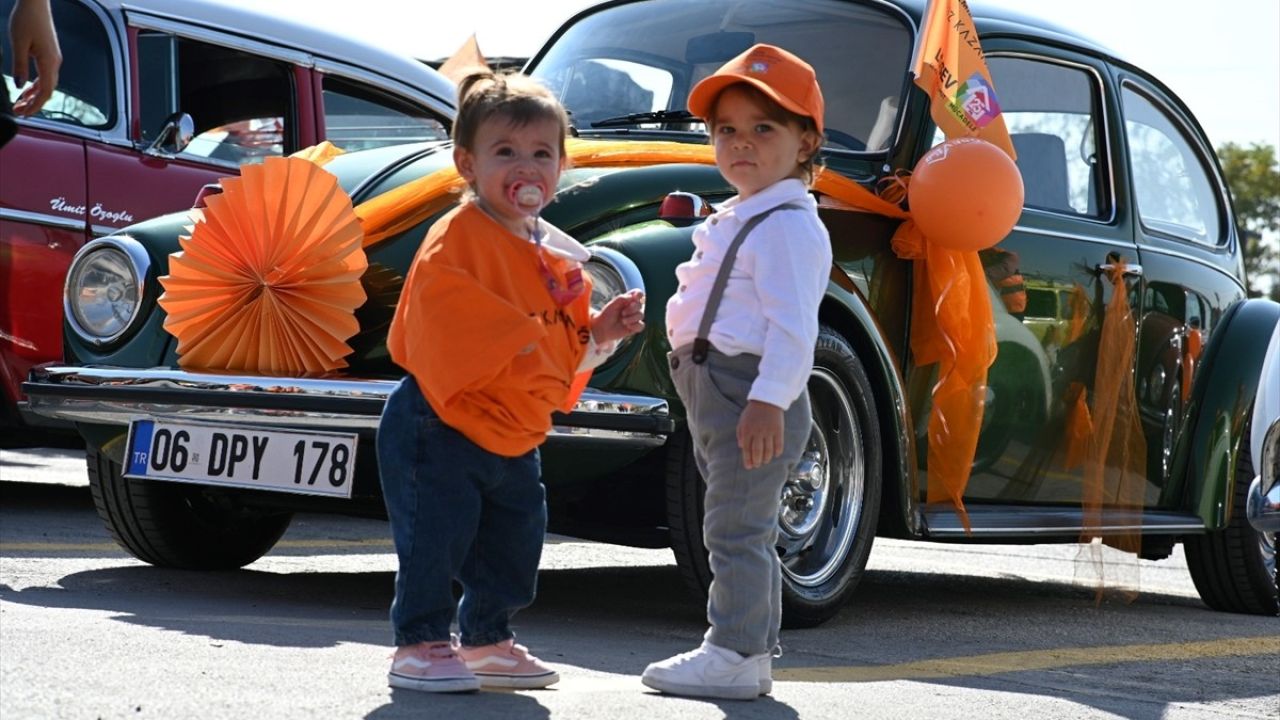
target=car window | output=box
[137,31,294,164]
[984,57,1106,218]
[1,0,114,128]
[1121,85,1222,246]
[320,76,449,152]
[531,0,913,153]
[557,58,674,125]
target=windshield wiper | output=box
[590,109,699,129]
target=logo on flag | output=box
[952,73,1002,129]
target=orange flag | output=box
[912,0,1017,160]
[438,34,490,84]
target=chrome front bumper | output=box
[24,365,674,446]
[1246,417,1280,534]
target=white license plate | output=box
[124,419,358,499]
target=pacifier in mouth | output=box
[508,181,546,214]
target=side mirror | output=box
[144,111,195,156]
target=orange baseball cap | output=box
[687,43,825,135]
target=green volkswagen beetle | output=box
[25,0,1279,625]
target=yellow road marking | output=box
[0,538,393,553]
[774,636,1280,683]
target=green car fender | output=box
[816,277,920,537]
[1172,297,1280,529]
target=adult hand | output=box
[590,289,645,345]
[737,400,784,469]
[9,0,62,116]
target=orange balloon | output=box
[908,138,1024,252]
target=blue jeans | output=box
[377,376,546,647]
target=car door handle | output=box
[1094,262,1143,277]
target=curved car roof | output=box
[89,0,456,108]
[893,0,1120,60]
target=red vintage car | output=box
[0,0,455,431]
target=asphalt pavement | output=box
[2,445,1278,720]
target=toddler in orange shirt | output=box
[378,70,644,693]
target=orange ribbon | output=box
[891,220,995,530]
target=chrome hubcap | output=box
[1260,530,1276,579]
[778,367,864,588]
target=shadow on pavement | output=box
[368,688,552,720]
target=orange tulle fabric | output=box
[1056,268,1146,596]
[1060,267,1147,541]
[891,220,996,530]
[1063,382,1093,471]
[1066,284,1090,345]
[1078,264,1146,599]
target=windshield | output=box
[530,0,913,153]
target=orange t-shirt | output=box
[387,201,593,457]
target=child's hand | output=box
[591,290,645,345]
[738,400,784,469]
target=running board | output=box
[923,503,1205,539]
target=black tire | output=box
[1184,424,1279,615]
[87,447,292,569]
[666,326,883,628]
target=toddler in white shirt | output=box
[643,43,832,701]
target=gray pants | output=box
[669,344,811,655]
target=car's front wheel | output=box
[87,447,292,569]
[666,326,882,628]
[1184,423,1278,615]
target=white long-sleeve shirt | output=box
[665,178,831,409]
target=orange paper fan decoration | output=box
[159,156,368,374]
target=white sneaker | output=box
[759,644,781,696]
[642,641,765,700]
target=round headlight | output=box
[584,247,645,313]
[64,237,150,346]
[585,258,627,313]
[582,247,646,361]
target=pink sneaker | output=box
[388,641,480,693]
[457,639,560,689]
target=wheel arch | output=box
[818,281,920,538]
[1172,297,1280,529]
